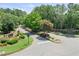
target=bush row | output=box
[0,33,26,46]
[0,39,18,45]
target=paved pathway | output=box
[9,28,79,56]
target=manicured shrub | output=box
[38,32,49,38]
[0,39,7,43]
[19,35,25,39]
[7,39,18,45]
[19,33,25,39]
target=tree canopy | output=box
[0,8,27,33]
[0,3,79,33]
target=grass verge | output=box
[0,35,33,56]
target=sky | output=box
[0,3,65,13]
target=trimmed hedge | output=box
[7,39,18,45]
[0,40,7,43]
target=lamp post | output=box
[27,34,30,44]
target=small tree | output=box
[1,21,14,34]
[0,13,18,34]
[40,19,53,32]
[38,20,53,38]
[24,12,42,32]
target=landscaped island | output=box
[0,31,33,56]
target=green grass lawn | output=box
[0,35,33,56]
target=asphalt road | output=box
[9,27,79,56]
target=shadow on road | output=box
[36,36,47,41]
